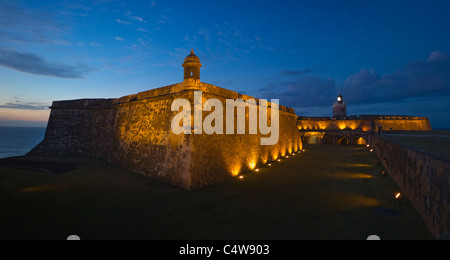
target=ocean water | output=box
[0,127,46,159]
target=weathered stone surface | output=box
[298,116,432,132]
[30,82,302,191]
[370,136,450,239]
[299,130,372,145]
[29,99,118,158]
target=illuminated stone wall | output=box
[30,81,302,191]
[370,136,450,239]
[109,87,193,189]
[190,83,301,189]
[299,131,372,145]
[298,116,432,132]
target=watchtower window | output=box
[191,71,194,77]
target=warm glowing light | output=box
[231,167,241,177]
[268,164,272,166]
[277,159,281,162]
[303,149,306,152]
[319,122,330,130]
[367,145,370,148]
[341,163,374,168]
[330,173,374,180]
[255,169,260,172]
[370,149,374,152]
[239,176,244,179]
[248,161,257,170]
[395,193,401,199]
[357,137,367,145]
[285,156,289,158]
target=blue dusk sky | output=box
[1,0,450,128]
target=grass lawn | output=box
[0,145,433,240]
[382,132,450,161]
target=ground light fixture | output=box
[395,192,404,203]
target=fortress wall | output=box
[112,83,301,190]
[189,88,302,190]
[29,99,117,157]
[110,89,193,190]
[373,119,432,131]
[297,117,432,132]
[31,82,302,191]
[370,136,450,239]
[297,119,374,131]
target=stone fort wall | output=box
[370,135,450,239]
[297,115,432,132]
[30,81,302,190]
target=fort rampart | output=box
[298,115,432,132]
[30,81,302,190]
[370,135,450,239]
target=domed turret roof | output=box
[184,49,201,64]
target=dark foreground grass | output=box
[0,145,433,240]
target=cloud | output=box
[124,10,146,23]
[281,69,313,76]
[157,15,170,24]
[115,36,125,41]
[257,51,450,110]
[89,42,103,47]
[0,102,49,110]
[342,51,450,104]
[259,76,338,108]
[0,48,93,79]
[138,27,149,32]
[151,1,157,7]
[131,16,145,22]
[115,18,132,25]
[181,21,279,63]
[0,3,68,45]
[427,51,450,63]
[92,0,117,5]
